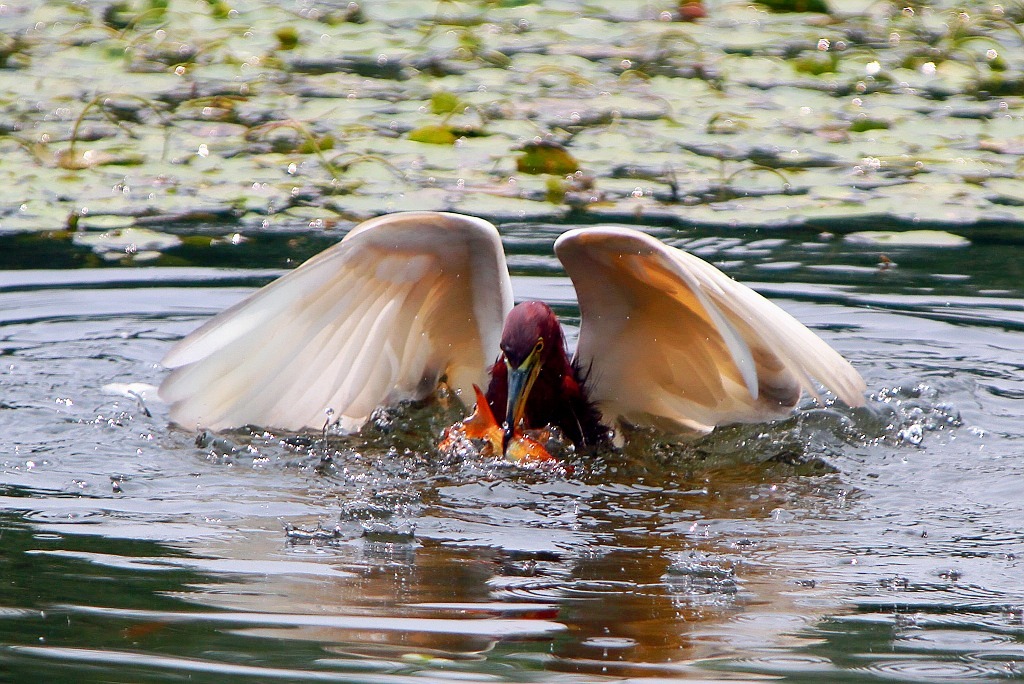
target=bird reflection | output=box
[160,211,864,456]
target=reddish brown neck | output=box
[483,301,606,448]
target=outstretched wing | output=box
[160,212,513,432]
[555,227,865,435]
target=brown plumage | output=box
[484,302,605,449]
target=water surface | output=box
[1,225,1022,682]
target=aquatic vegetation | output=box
[515,140,579,175]
[407,90,488,144]
[0,0,1020,237]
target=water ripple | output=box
[4,237,1024,682]
[4,645,489,683]
[853,658,998,680]
[59,605,567,639]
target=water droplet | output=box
[898,424,923,445]
[581,637,637,649]
[771,508,795,523]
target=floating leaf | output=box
[298,134,335,154]
[73,228,183,261]
[55,148,144,170]
[545,177,566,203]
[849,118,890,133]
[516,142,579,175]
[275,27,300,51]
[844,230,970,248]
[430,91,462,115]
[55,149,117,170]
[204,0,232,19]
[978,138,1024,155]
[3,0,1024,238]
[408,125,458,145]
[792,52,838,75]
[77,215,136,230]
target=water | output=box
[1,225,1023,683]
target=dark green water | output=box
[1,224,1022,683]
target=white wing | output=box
[555,227,865,435]
[160,212,513,431]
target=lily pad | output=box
[844,230,971,248]
[408,125,458,145]
[430,91,462,115]
[72,227,183,260]
[516,142,579,176]
[55,148,144,170]
[1,0,1023,237]
[849,117,890,133]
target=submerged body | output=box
[160,212,866,456]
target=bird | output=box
[484,300,604,450]
[159,211,866,455]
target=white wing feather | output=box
[555,227,865,434]
[160,212,513,431]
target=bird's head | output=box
[498,301,566,452]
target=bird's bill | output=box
[503,352,542,453]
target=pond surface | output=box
[3,0,1024,235]
[1,223,1023,683]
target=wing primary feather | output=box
[160,212,512,431]
[327,293,405,416]
[228,272,379,426]
[556,226,866,436]
[218,268,384,428]
[253,276,405,428]
[674,267,759,400]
